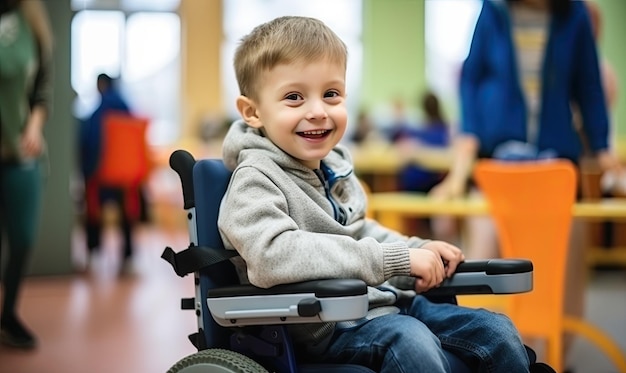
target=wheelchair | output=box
[161,149,547,373]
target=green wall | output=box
[596,0,626,139]
[361,0,426,109]
[361,0,625,143]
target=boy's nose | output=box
[305,100,328,121]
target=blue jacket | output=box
[79,87,131,178]
[396,124,449,192]
[460,0,609,162]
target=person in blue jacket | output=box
[430,0,623,368]
[79,73,137,275]
[79,73,131,178]
[432,0,620,203]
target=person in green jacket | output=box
[0,0,54,349]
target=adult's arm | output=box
[21,0,54,158]
[429,135,479,200]
[571,3,614,166]
[429,2,493,199]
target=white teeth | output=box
[301,130,327,135]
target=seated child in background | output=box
[394,91,450,193]
[217,16,542,373]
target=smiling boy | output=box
[218,16,538,372]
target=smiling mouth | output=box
[297,129,332,139]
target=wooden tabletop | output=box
[368,192,626,220]
[350,141,452,174]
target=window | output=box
[71,10,125,119]
[425,0,481,105]
[71,0,181,146]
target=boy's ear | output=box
[236,95,262,128]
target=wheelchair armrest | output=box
[206,259,532,326]
[425,258,533,297]
[206,279,369,327]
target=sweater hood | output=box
[222,119,354,176]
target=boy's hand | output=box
[409,241,465,293]
[422,240,465,277]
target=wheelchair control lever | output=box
[297,298,322,317]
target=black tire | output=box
[166,349,269,373]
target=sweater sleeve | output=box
[358,218,430,279]
[459,1,492,136]
[29,41,54,117]
[218,166,412,289]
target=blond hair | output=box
[234,16,347,100]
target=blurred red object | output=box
[86,112,150,222]
[98,112,150,186]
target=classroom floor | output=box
[1,223,625,373]
[0,225,197,373]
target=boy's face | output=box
[239,59,347,169]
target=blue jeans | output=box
[319,295,530,373]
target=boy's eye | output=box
[285,93,302,101]
[324,90,340,98]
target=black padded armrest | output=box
[207,278,367,299]
[455,258,533,274]
[207,259,532,299]
[426,258,533,296]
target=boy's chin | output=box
[295,154,331,169]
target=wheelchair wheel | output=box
[166,349,269,373]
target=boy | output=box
[218,16,535,372]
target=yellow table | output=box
[350,142,452,192]
[368,192,626,267]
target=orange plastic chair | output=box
[473,159,626,373]
[98,112,150,187]
[86,112,150,222]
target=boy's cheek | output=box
[330,107,348,126]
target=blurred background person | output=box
[79,74,130,183]
[395,91,451,194]
[350,108,379,145]
[430,0,622,367]
[0,0,54,349]
[394,91,456,241]
[577,0,624,273]
[432,0,620,257]
[385,96,414,143]
[78,73,144,276]
[577,0,622,197]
